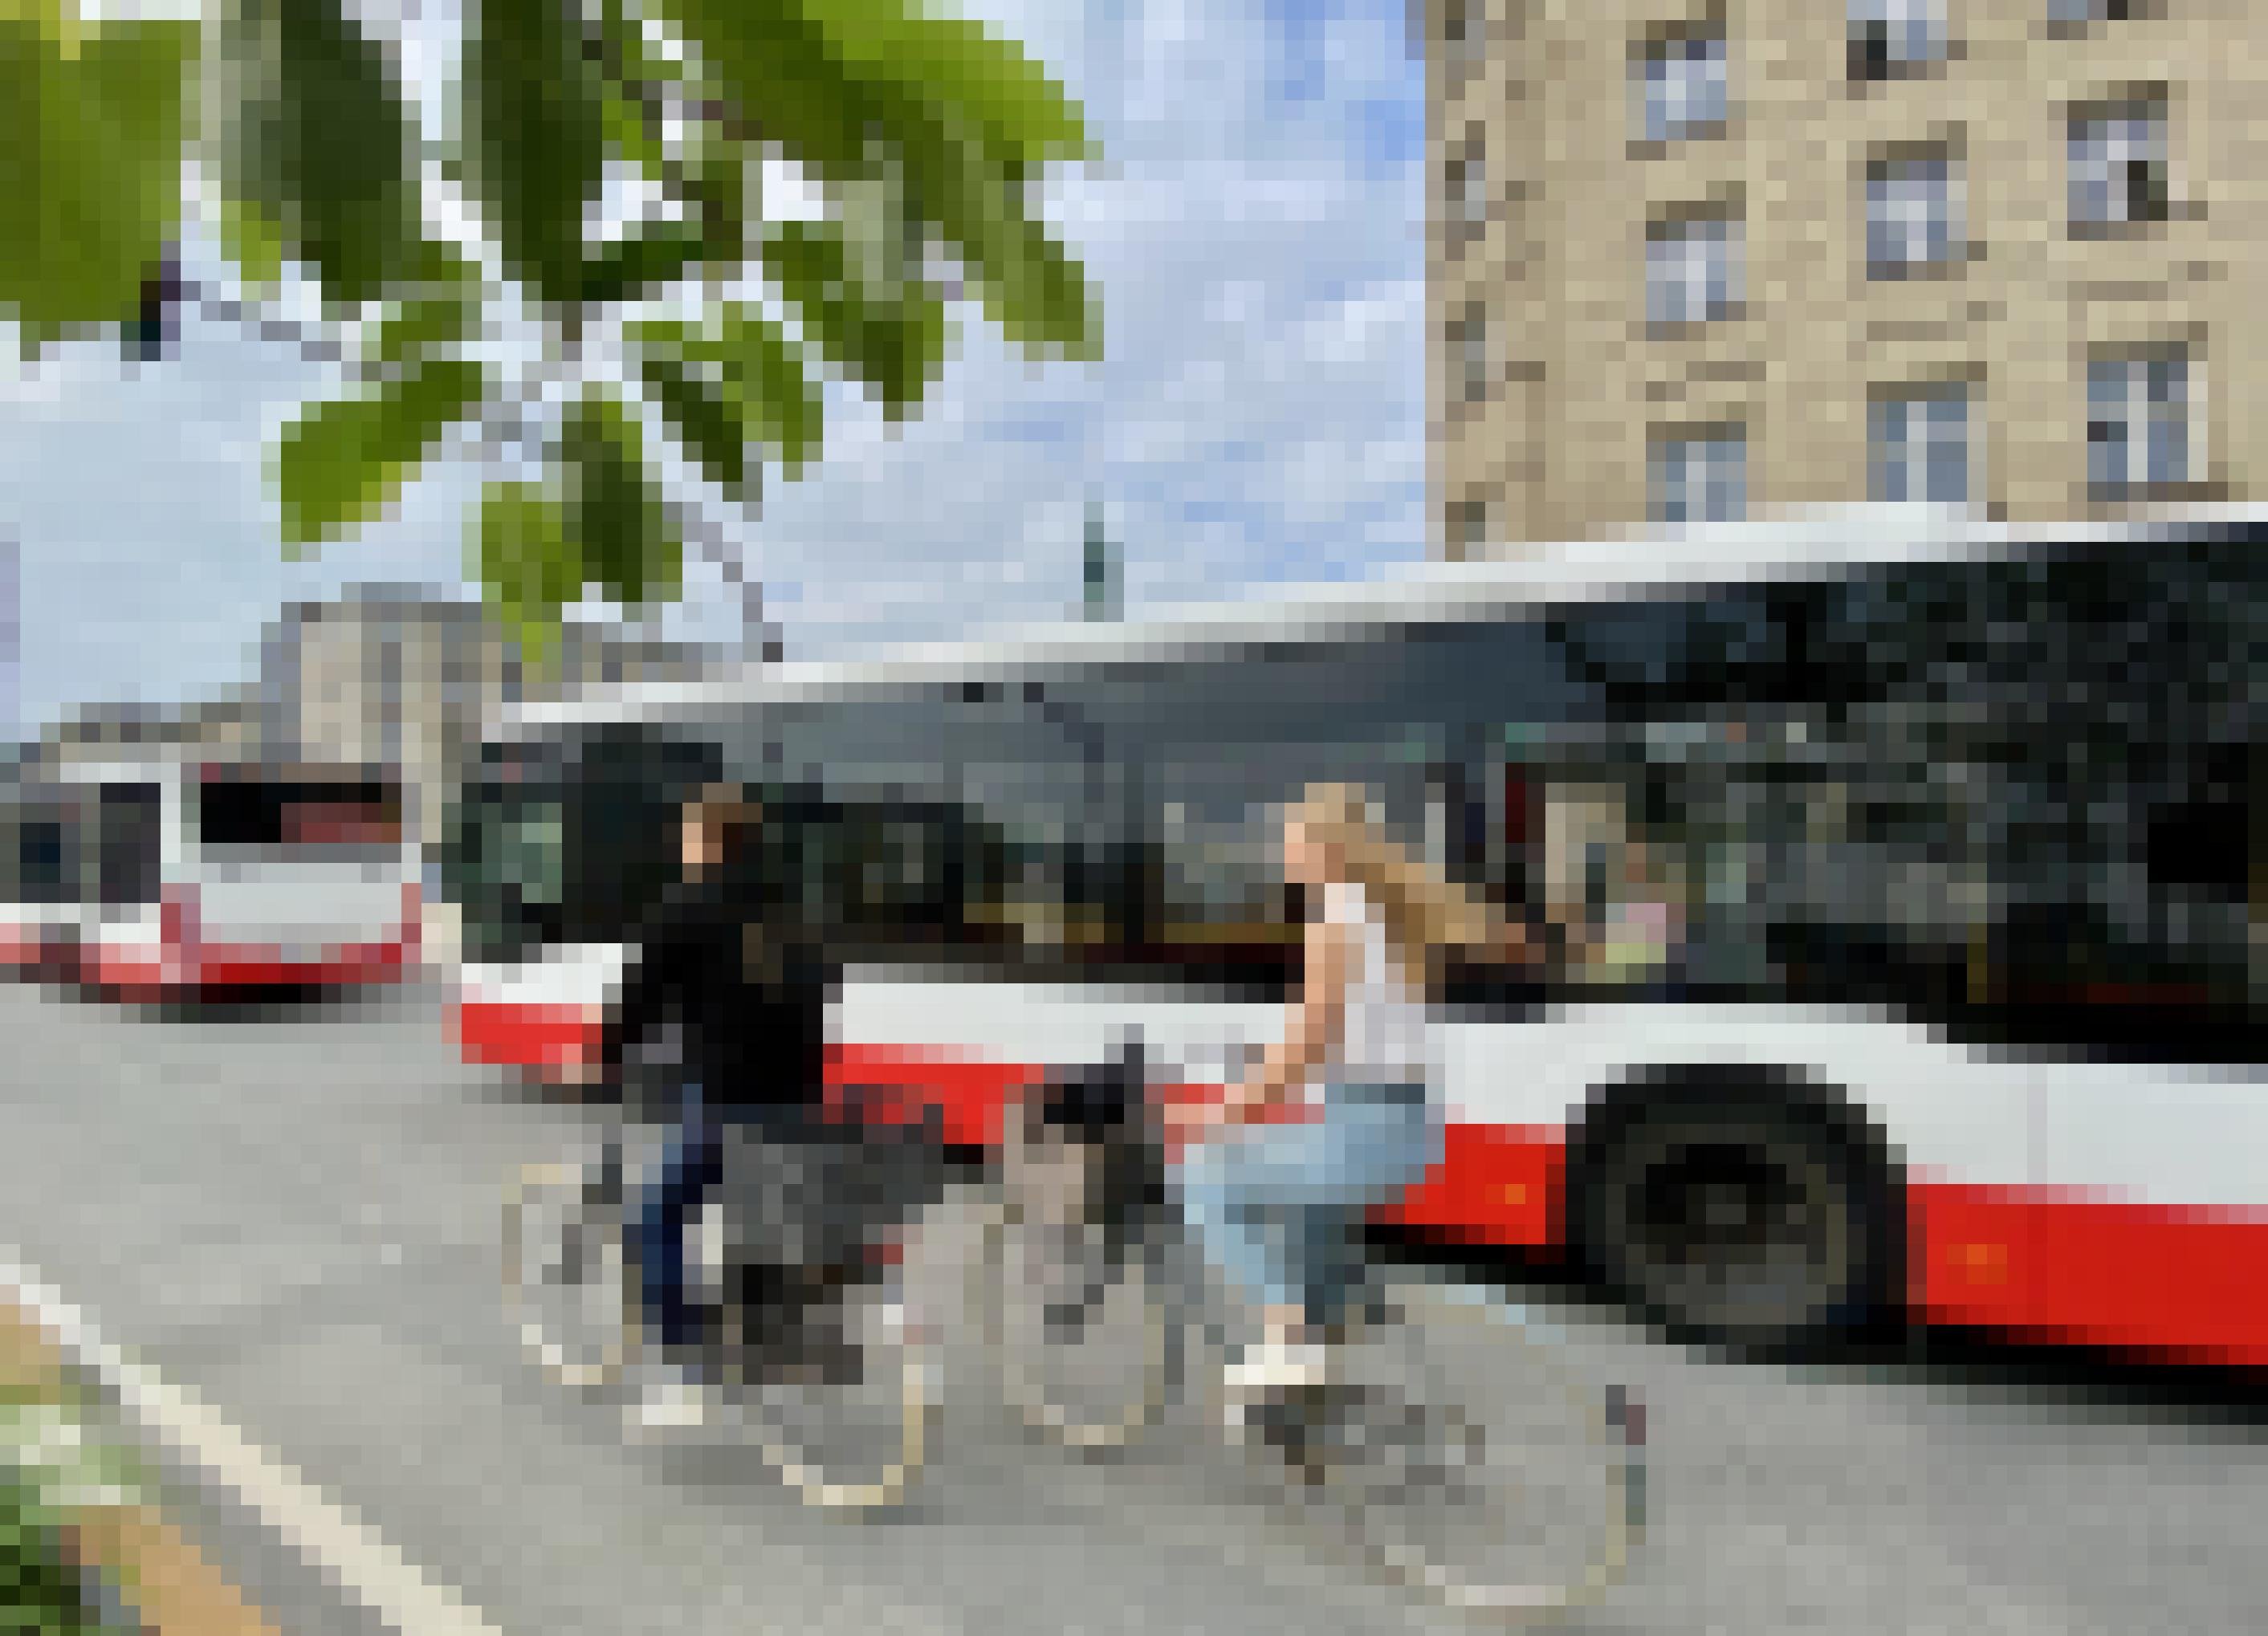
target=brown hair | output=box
[1289,782,1504,994]
[684,783,759,863]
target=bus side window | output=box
[20,820,68,902]
[97,787,161,908]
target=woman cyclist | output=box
[1169,781,1528,1414]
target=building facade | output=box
[261,588,722,850]
[1427,0,2267,555]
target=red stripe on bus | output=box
[86,940,413,995]
[450,995,2268,1370]
[1907,1182,2268,1369]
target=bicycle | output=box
[975,1036,1649,1618]
[503,1091,951,1513]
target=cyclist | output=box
[1168,781,1519,1423]
[606,782,833,1430]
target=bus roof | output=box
[503,503,2268,737]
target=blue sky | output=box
[0,0,1428,737]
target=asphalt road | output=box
[0,978,2262,1635]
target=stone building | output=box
[1427,0,2266,553]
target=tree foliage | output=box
[2,0,1101,668]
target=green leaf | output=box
[578,221,710,307]
[649,0,1100,362]
[218,195,287,295]
[656,0,1090,173]
[717,307,825,473]
[367,291,474,371]
[216,1,425,305]
[474,480,573,671]
[633,309,825,476]
[274,357,487,546]
[558,389,682,611]
[762,219,950,417]
[366,247,479,369]
[637,352,752,500]
[464,0,612,308]
[787,0,1095,168]
[909,149,1096,360]
[0,17,194,330]
[599,86,666,179]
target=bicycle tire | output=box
[731,1266,940,1513]
[979,1196,1174,1451]
[1264,1275,1647,1618]
[503,1160,637,1391]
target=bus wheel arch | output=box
[1561,1062,1907,1359]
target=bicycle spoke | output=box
[505,1162,635,1390]
[987,1203,1171,1451]
[728,1271,935,1512]
[1288,1276,1640,1616]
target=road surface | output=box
[0,979,2259,1634]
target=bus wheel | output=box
[1564,1066,1902,1358]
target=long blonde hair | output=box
[1289,782,1503,995]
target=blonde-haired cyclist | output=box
[1170,781,1529,1412]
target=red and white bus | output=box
[1,756,422,997]
[444,508,2268,1369]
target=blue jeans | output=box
[1172,1081,1444,1329]
[632,1085,726,1355]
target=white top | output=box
[1321,881,1436,1087]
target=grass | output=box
[0,1469,103,1634]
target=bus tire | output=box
[1563,1064,1903,1359]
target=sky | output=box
[0,0,1428,738]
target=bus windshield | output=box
[193,770,403,857]
[443,777,569,966]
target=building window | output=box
[2088,352,2192,494]
[1442,0,1483,73]
[1650,428,1747,523]
[1445,135,1489,241]
[1647,214,1741,327]
[2070,101,2169,229]
[1635,33,1728,144]
[1849,0,1945,80]
[1866,153,1962,276]
[1870,386,1971,503]
[1446,495,1493,553]
[1449,303,1492,404]
[2048,0,2154,25]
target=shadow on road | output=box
[1387,1232,2268,1435]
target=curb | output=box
[1,1288,275,1636]
[1,1255,505,1636]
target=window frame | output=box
[2087,349,2197,498]
[2068,99,2172,232]
[1645,210,1744,328]
[1869,384,1974,505]
[1633,30,1729,145]
[1865,150,1965,279]
[1847,0,1950,82]
[1649,425,1749,525]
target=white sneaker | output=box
[626,1364,716,1434]
[1223,1338,1330,1398]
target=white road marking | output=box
[1,1251,506,1636]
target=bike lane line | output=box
[2,1250,505,1636]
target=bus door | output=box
[0,786,94,973]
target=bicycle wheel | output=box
[1262,1271,1645,1618]
[982,1133,1173,1451]
[730,1260,940,1513]
[503,1158,637,1390]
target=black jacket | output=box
[606,868,832,1120]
